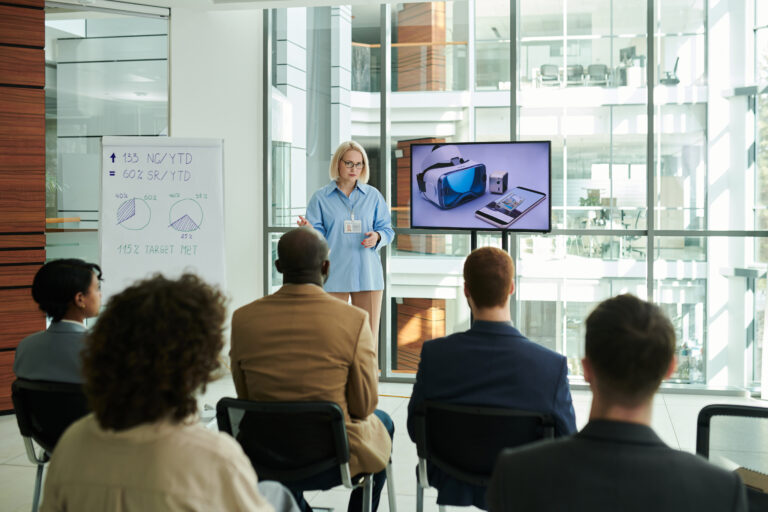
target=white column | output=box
[706,0,750,386]
[275,8,308,218]
[169,8,263,311]
[330,5,352,150]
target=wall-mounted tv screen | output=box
[410,141,551,232]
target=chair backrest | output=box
[697,405,768,510]
[697,404,768,471]
[567,64,584,79]
[216,398,350,482]
[540,64,558,79]
[11,379,90,455]
[414,401,555,487]
[587,64,608,79]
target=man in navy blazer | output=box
[488,294,747,512]
[406,247,576,510]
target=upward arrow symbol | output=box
[110,153,116,163]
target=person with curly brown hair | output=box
[40,274,276,512]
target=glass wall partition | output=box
[265,1,768,390]
[44,5,169,263]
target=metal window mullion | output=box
[379,3,392,376]
[646,0,655,302]
[511,0,519,324]
[511,0,517,140]
[263,10,273,297]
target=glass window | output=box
[475,107,511,141]
[657,0,705,34]
[270,6,355,227]
[392,2,469,92]
[44,9,168,262]
[263,1,768,393]
[475,0,510,91]
[352,5,381,92]
[760,2,768,28]
[655,104,706,231]
[757,29,768,261]
[517,233,648,376]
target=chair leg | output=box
[362,475,373,512]
[416,480,423,512]
[31,463,44,512]
[385,462,396,512]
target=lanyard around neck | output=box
[336,187,356,220]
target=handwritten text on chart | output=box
[117,244,198,256]
[120,169,192,182]
[121,152,193,165]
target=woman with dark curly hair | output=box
[14,258,102,383]
[40,274,275,512]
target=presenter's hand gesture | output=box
[297,216,310,227]
[362,231,380,249]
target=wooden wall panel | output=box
[0,169,45,232]
[0,351,14,411]
[0,250,45,265]
[395,138,446,254]
[0,234,45,249]
[0,266,39,288]
[5,0,44,8]
[0,46,44,87]
[0,6,44,47]
[0,288,44,350]
[0,87,45,136]
[0,85,45,233]
[0,0,45,412]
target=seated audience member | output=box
[230,227,393,512]
[488,294,748,512]
[14,259,102,383]
[40,274,276,512]
[407,247,576,509]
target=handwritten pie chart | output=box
[169,199,203,232]
[116,198,151,230]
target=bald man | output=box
[230,227,393,512]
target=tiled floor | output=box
[1,379,766,512]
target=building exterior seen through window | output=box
[266,0,768,392]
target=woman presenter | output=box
[298,140,394,344]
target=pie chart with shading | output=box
[116,198,151,230]
[169,198,203,232]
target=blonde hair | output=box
[329,140,370,184]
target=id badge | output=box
[344,219,362,234]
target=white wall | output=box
[169,8,264,311]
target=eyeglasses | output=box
[342,160,364,170]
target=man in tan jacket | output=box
[230,227,393,512]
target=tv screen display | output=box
[410,141,551,232]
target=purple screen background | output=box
[410,142,551,231]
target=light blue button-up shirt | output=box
[305,181,394,292]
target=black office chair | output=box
[660,56,680,85]
[216,398,396,512]
[586,63,609,86]
[697,404,768,512]
[566,64,584,85]
[538,64,559,87]
[11,379,90,512]
[413,401,555,512]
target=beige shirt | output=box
[40,414,275,512]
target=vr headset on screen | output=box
[417,145,487,209]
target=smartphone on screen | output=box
[475,186,547,228]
